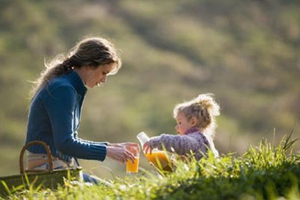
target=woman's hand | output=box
[106,142,140,164]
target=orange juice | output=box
[126,157,139,173]
[145,151,173,172]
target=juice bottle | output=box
[137,132,173,172]
[145,151,173,172]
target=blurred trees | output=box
[0,0,299,176]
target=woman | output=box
[25,36,139,183]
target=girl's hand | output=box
[143,141,152,154]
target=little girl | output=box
[143,93,220,160]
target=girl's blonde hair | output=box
[30,36,122,98]
[173,93,220,138]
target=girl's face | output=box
[84,63,117,88]
[175,112,194,135]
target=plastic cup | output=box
[126,146,139,174]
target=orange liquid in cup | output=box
[126,157,139,173]
[145,151,173,172]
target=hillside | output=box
[0,0,299,177]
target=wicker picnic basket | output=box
[0,140,82,197]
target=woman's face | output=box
[84,63,117,88]
[175,112,194,135]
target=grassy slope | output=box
[2,134,299,200]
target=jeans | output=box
[82,173,112,186]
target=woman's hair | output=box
[30,36,122,98]
[173,93,220,138]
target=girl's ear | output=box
[190,117,198,126]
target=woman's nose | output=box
[100,75,107,83]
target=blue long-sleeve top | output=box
[26,71,107,163]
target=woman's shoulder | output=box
[37,76,76,99]
[49,71,85,95]
[41,80,72,97]
[49,76,72,89]
[48,71,80,90]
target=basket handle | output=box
[19,140,54,174]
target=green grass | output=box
[2,133,300,200]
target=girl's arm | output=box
[148,134,197,156]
